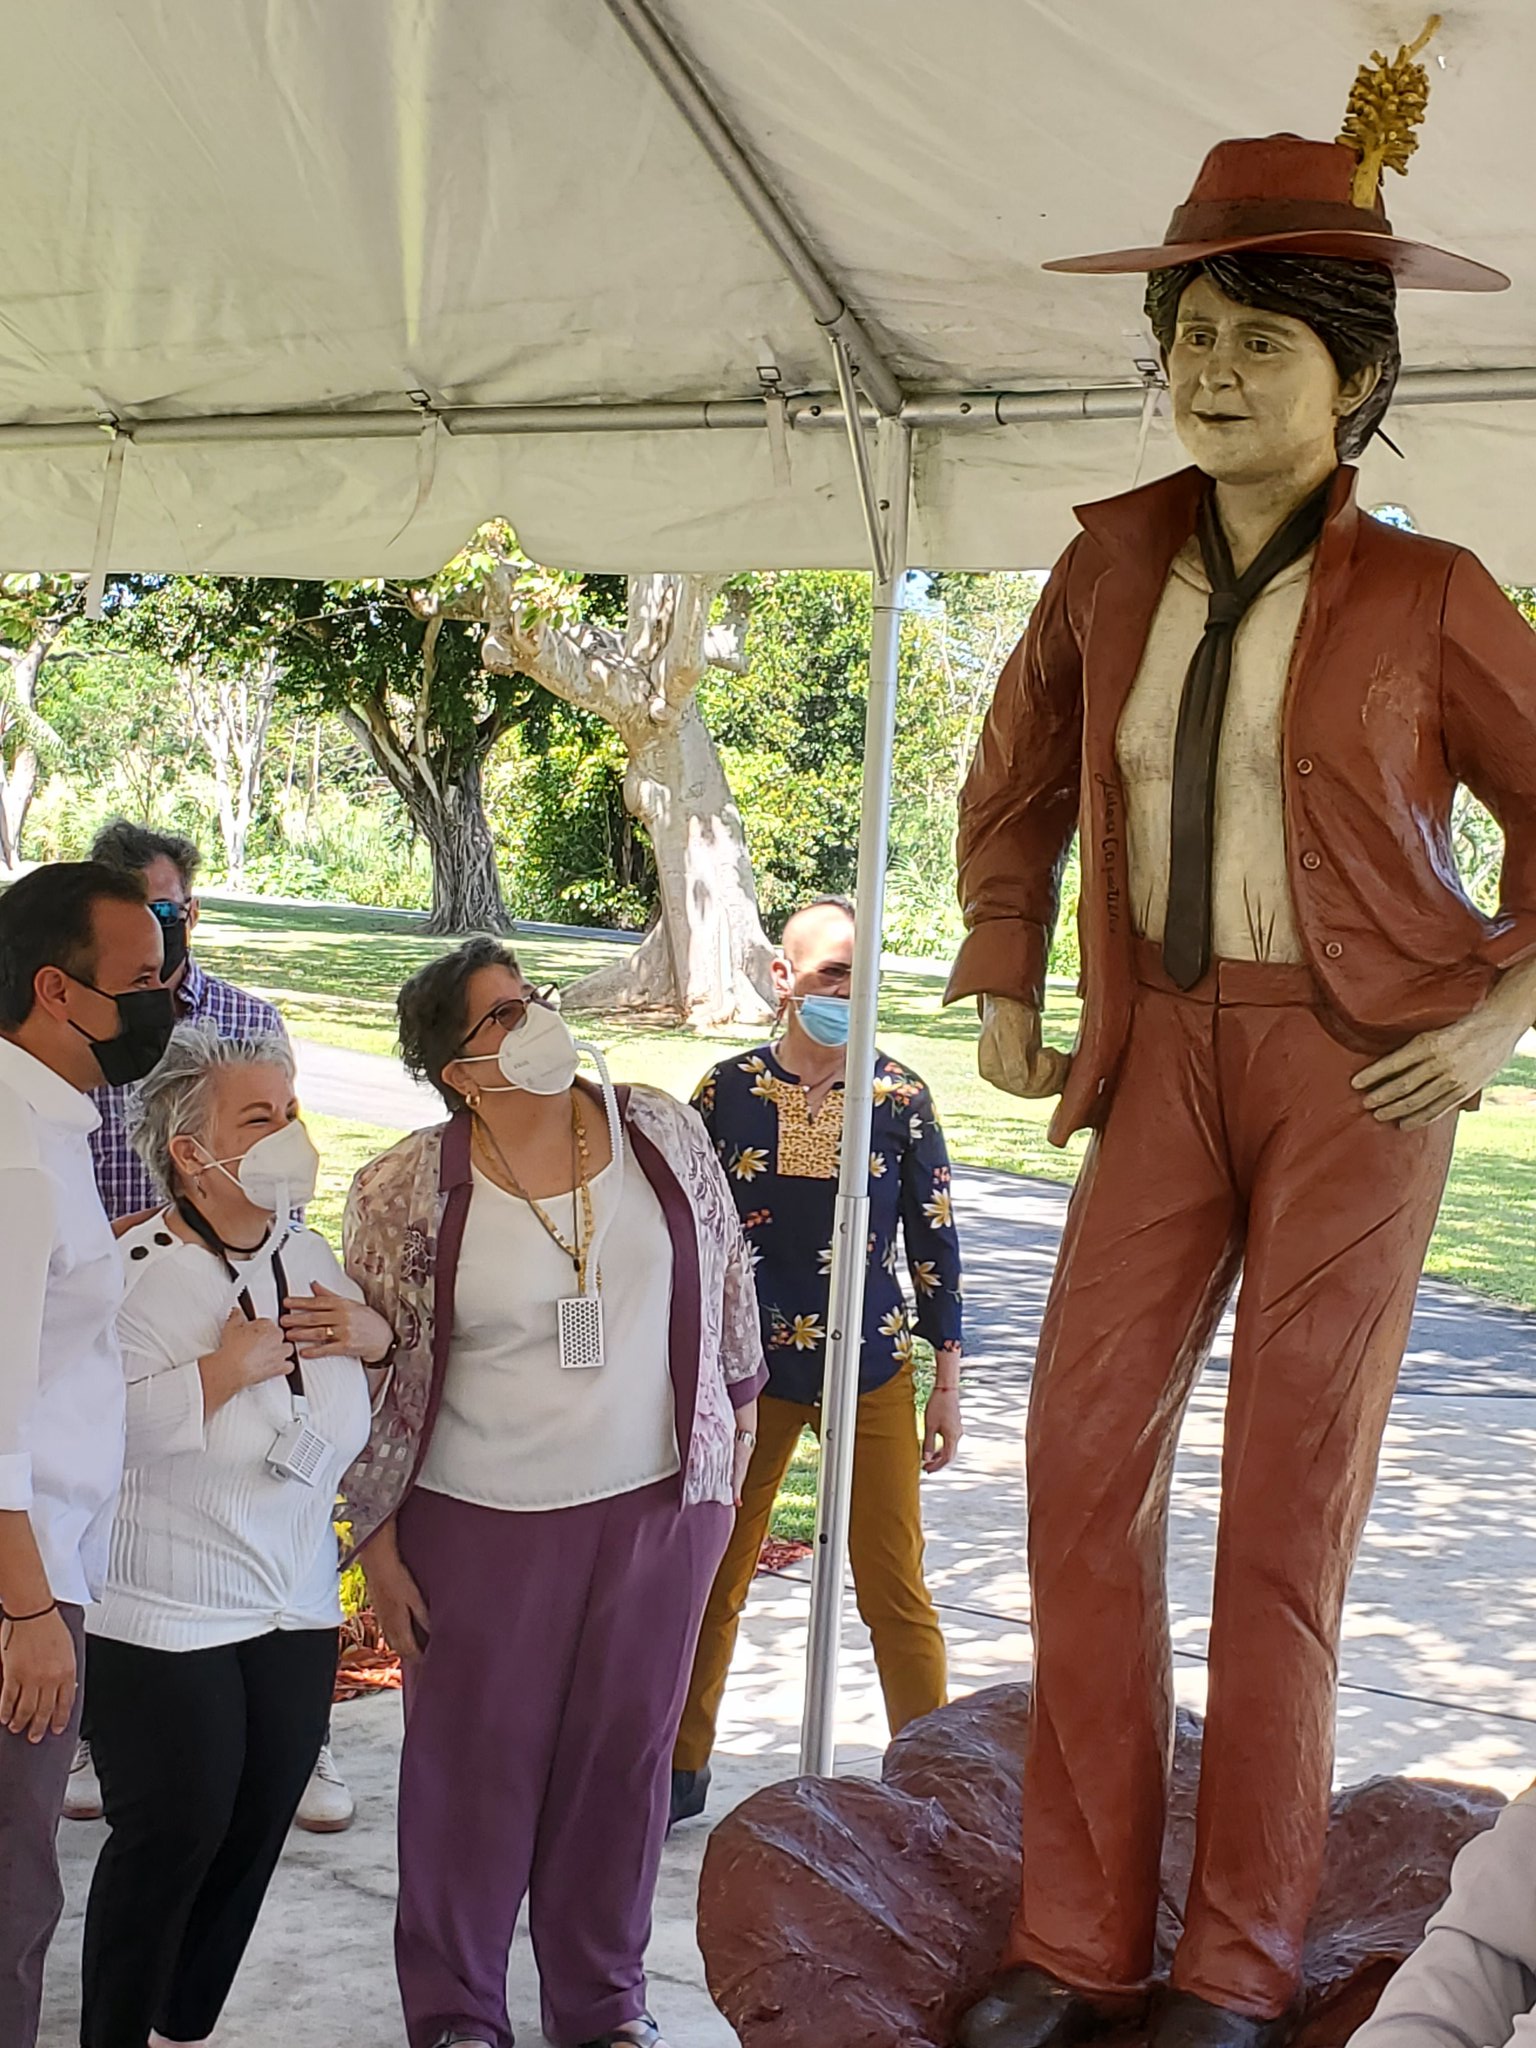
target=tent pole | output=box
[600,0,904,419]
[799,400,912,1777]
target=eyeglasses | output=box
[147,899,190,928]
[460,985,559,1049]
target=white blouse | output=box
[416,1143,679,1514]
[88,1215,372,1652]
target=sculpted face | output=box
[1167,275,1378,485]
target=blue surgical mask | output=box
[797,994,852,1047]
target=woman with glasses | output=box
[341,937,765,2048]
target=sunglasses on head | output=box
[460,985,559,1050]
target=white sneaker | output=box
[294,1743,355,1833]
[63,1739,104,1822]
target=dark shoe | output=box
[956,1966,1128,2048]
[1151,1991,1291,2048]
[668,1764,711,1828]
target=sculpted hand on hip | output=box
[978,995,1072,1099]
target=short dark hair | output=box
[90,818,202,892]
[0,861,150,1028]
[397,936,524,1111]
[1144,252,1400,462]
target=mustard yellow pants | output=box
[673,1365,947,1772]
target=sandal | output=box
[578,2019,664,2048]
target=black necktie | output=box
[1161,477,1333,990]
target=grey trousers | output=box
[0,1602,85,2048]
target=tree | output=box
[107,578,290,887]
[466,533,775,1023]
[0,575,80,868]
[280,556,528,934]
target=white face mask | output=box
[203,1119,321,1213]
[461,1001,580,1098]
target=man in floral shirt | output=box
[671,897,964,1823]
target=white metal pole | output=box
[799,412,912,1776]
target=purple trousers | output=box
[0,1602,85,2048]
[394,1481,731,2048]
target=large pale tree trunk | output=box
[479,570,774,1024]
[565,701,776,1022]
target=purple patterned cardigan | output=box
[339,1082,768,1554]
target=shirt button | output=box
[1324,941,1344,959]
[1301,851,1322,871]
[1296,758,1315,775]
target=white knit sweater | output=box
[87,1215,372,1652]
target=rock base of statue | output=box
[697,1685,1504,2048]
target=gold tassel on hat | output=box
[1338,17,1440,209]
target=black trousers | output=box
[80,1626,337,2048]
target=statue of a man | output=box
[948,50,1536,2048]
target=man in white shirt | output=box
[0,860,169,2048]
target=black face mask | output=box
[68,982,177,1087]
[153,911,189,984]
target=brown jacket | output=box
[945,465,1536,1145]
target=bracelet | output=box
[734,1428,757,1450]
[1,1599,58,1625]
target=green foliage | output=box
[486,702,655,929]
[700,571,871,922]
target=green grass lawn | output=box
[206,893,1536,1543]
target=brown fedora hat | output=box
[1045,134,1508,292]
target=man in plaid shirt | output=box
[68,820,356,1836]
[85,823,286,1221]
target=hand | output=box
[283,1282,394,1363]
[978,996,1072,1100]
[199,1309,291,1415]
[923,1372,963,1473]
[363,1533,430,1663]
[1354,981,1532,1129]
[111,1207,157,1239]
[731,1402,758,1507]
[0,1608,78,1742]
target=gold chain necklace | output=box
[473,1100,598,1293]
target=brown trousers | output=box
[1012,949,1456,2020]
[674,1367,947,1772]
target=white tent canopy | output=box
[7,0,1536,581]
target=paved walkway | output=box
[42,1037,1536,2048]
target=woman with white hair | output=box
[78,1022,393,2048]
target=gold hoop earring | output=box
[466,1089,482,1110]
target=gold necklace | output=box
[473,1100,598,1293]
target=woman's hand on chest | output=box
[198,1309,291,1417]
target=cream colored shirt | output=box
[416,1143,680,1513]
[1115,537,1313,964]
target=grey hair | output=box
[128,1021,296,1197]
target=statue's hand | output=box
[978,995,1073,1100]
[1353,962,1536,1129]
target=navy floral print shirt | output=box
[691,1045,964,1406]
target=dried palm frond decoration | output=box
[1337,16,1440,209]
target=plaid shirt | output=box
[89,954,288,1220]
